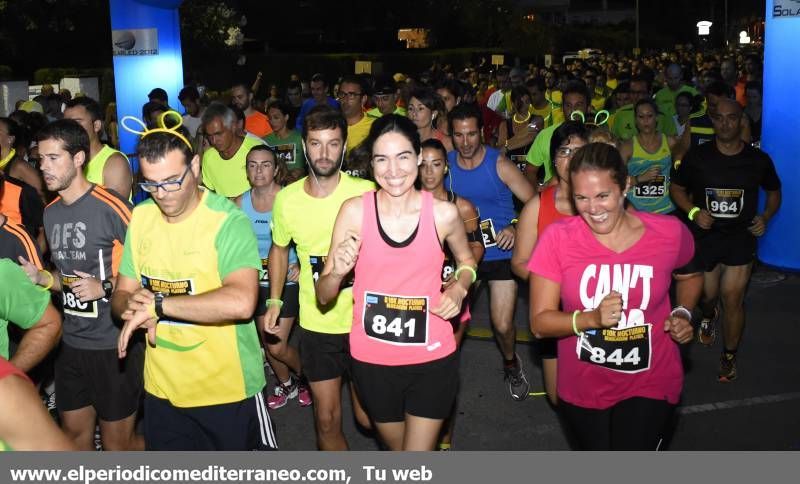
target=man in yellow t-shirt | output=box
[201,102,265,198]
[526,77,555,128]
[338,75,374,152]
[267,105,374,450]
[114,129,274,451]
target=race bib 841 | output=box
[362,292,428,345]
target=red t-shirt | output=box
[537,185,570,236]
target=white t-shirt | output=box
[182,114,202,137]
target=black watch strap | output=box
[154,293,165,319]
[101,279,113,299]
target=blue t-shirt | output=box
[241,190,297,286]
[295,97,341,131]
[446,146,516,262]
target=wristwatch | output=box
[101,279,113,299]
[154,293,165,319]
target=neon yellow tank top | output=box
[85,145,127,186]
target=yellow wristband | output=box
[38,270,54,291]
[572,310,582,336]
[454,265,477,284]
[687,207,700,221]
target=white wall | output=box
[60,77,100,101]
[0,81,29,116]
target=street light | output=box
[739,30,751,45]
[697,21,712,36]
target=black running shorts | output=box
[298,326,351,382]
[55,342,144,421]
[351,352,459,423]
[693,230,757,272]
[143,391,277,451]
[477,259,515,281]
[255,283,299,319]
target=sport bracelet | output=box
[454,265,477,284]
[572,310,582,336]
[670,306,692,321]
[265,298,284,308]
[38,270,54,291]
[687,207,700,221]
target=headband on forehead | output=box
[120,110,193,151]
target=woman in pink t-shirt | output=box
[316,115,477,451]
[529,142,695,450]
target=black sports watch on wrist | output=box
[154,293,165,319]
[101,279,113,299]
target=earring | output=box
[444,165,449,174]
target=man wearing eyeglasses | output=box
[113,128,275,451]
[29,119,144,451]
[338,75,373,152]
[367,75,406,119]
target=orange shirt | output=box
[735,79,746,108]
[245,111,273,137]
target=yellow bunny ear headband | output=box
[569,109,610,128]
[120,110,193,151]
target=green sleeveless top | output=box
[628,134,675,214]
[85,145,127,186]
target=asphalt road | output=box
[267,265,800,451]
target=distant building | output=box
[518,0,635,25]
[398,29,431,49]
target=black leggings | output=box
[559,397,676,450]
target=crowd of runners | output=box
[0,46,782,451]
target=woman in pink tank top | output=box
[316,115,477,451]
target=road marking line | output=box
[466,326,533,343]
[678,392,800,415]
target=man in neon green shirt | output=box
[201,102,265,198]
[525,81,590,184]
[654,64,698,119]
[0,258,61,372]
[63,97,132,199]
[611,76,677,141]
[267,105,374,450]
[114,129,275,451]
[367,76,407,118]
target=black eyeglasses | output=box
[138,165,192,193]
[338,91,363,99]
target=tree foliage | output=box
[180,0,245,51]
